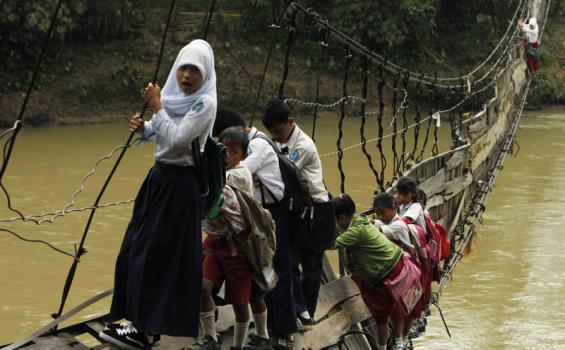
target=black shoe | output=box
[271,335,293,350]
[195,335,220,350]
[244,334,272,350]
[104,321,161,347]
[297,315,315,331]
[99,323,155,350]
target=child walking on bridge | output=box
[329,194,414,350]
[198,127,271,350]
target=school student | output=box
[329,194,406,350]
[262,99,328,327]
[373,193,423,347]
[100,39,217,349]
[198,127,267,350]
[212,110,296,349]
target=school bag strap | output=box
[192,136,226,220]
[251,133,314,239]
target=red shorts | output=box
[202,234,252,305]
[352,258,404,325]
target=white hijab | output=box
[160,39,217,118]
[524,17,539,43]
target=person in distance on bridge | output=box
[99,39,217,350]
[518,17,540,74]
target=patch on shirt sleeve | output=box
[247,147,252,156]
[289,150,300,162]
[191,99,205,113]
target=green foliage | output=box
[0,0,149,91]
[74,63,152,104]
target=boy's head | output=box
[218,126,249,170]
[372,192,397,224]
[332,193,356,230]
[395,176,418,205]
[262,99,294,143]
[213,109,246,137]
[416,188,427,208]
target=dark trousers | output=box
[263,203,298,336]
[291,242,324,318]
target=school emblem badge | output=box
[192,99,205,112]
[289,150,300,161]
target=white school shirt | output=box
[375,214,414,251]
[242,127,285,204]
[226,163,253,194]
[275,124,329,202]
[398,202,427,234]
[142,95,216,166]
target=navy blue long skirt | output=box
[110,162,202,337]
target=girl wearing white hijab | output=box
[101,39,217,349]
[518,17,540,73]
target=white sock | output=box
[234,321,250,348]
[200,310,217,341]
[299,311,311,319]
[377,345,387,350]
[252,311,269,339]
[395,337,404,348]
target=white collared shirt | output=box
[242,127,284,204]
[375,214,414,251]
[142,95,216,166]
[276,124,329,202]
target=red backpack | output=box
[423,215,442,265]
[435,222,450,261]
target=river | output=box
[0,107,563,348]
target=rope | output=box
[336,47,352,194]
[390,73,401,177]
[53,0,178,320]
[376,64,387,191]
[278,7,298,98]
[359,58,382,187]
[399,71,410,173]
[311,24,331,142]
[410,78,423,162]
[202,0,217,40]
[0,227,77,261]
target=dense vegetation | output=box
[0,0,563,123]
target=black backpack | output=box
[253,135,313,239]
[192,136,226,220]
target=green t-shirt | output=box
[332,214,403,287]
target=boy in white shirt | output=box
[262,99,329,328]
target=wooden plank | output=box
[57,333,89,350]
[342,296,372,325]
[293,310,352,350]
[418,169,446,197]
[21,335,76,350]
[314,276,360,320]
[85,321,106,339]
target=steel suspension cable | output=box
[278,7,298,99]
[376,64,387,191]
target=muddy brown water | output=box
[0,108,563,349]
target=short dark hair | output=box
[396,176,418,196]
[213,109,246,137]
[262,99,291,130]
[218,126,249,152]
[332,193,356,218]
[373,192,396,209]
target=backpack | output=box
[229,185,277,274]
[253,135,313,239]
[436,221,450,261]
[423,214,442,265]
[192,136,227,220]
